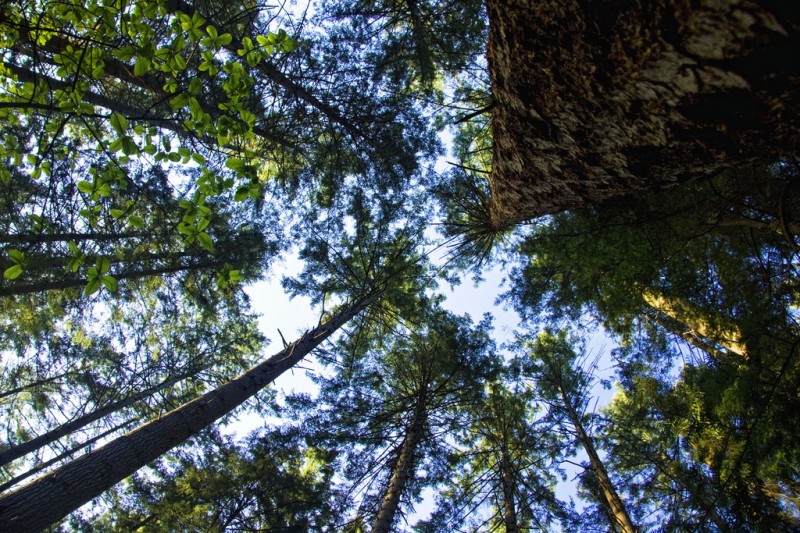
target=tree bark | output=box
[642,288,746,357]
[486,0,800,225]
[371,385,427,533]
[560,388,637,533]
[0,293,375,532]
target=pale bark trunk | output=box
[642,289,746,357]
[0,294,375,532]
[371,386,427,533]
[560,388,637,533]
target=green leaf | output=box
[234,185,249,202]
[110,209,124,219]
[96,257,110,274]
[177,222,195,236]
[121,136,138,156]
[77,181,94,194]
[196,217,210,231]
[3,264,23,280]
[109,112,128,135]
[8,249,25,264]
[225,158,245,171]
[197,232,214,252]
[84,278,101,295]
[96,183,112,196]
[229,270,242,281]
[128,215,145,228]
[101,275,118,292]
[66,257,84,273]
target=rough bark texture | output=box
[0,294,374,533]
[486,0,800,224]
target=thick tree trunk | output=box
[561,389,637,533]
[0,369,200,468]
[0,418,139,493]
[642,289,746,357]
[0,294,375,532]
[371,386,427,533]
[486,0,800,224]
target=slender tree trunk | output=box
[0,260,221,297]
[0,372,75,400]
[560,389,637,533]
[0,293,375,532]
[499,444,520,533]
[0,369,200,467]
[371,386,428,533]
[0,231,144,246]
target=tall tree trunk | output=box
[0,368,201,468]
[371,386,428,533]
[0,418,139,493]
[560,388,637,533]
[642,289,746,357]
[0,231,144,246]
[499,444,520,533]
[486,0,800,224]
[0,260,221,297]
[0,293,376,532]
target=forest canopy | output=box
[0,0,798,531]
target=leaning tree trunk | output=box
[486,0,800,225]
[0,293,376,532]
[560,389,637,533]
[0,367,202,468]
[371,386,428,533]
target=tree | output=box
[518,331,638,533]
[486,0,800,225]
[93,427,341,531]
[423,380,573,532]
[0,290,376,532]
[287,305,498,532]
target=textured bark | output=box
[371,386,427,533]
[0,294,375,532]
[561,389,637,533]
[486,0,800,224]
[642,289,746,357]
